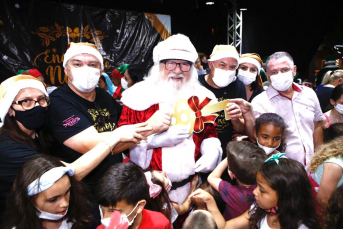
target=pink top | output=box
[251,83,324,170]
[323,113,332,128]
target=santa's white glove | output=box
[194,138,223,173]
[147,125,190,149]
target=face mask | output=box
[100,202,140,227]
[270,71,293,92]
[121,78,129,90]
[237,69,257,85]
[69,66,101,93]
[212,68,236,88]
[335,104,343,115]
[12,106,47,130]
[36,206,68,221]
[122,202,140,226]
[256,138,280,155]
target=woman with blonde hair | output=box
[309,137,343,225]
[316,70,343,112]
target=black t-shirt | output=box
[316,86,334,113]
[48,85,123,194]
[0,132,41,222]
[198,74,247,157]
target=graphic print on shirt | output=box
[215,97,231,133]
[88,106,116,132]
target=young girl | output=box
[3,155,91,229]
[309,137,343,221]
[322,84,343,128]
[254,113,286,155]
[191,153,319,229]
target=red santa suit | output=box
[118,79,222,204]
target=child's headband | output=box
[144,171,162,199]
[264,153,287,165]
[27,165,75,196]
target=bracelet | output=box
[102,141,114,155]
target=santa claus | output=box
[118,34,222,204]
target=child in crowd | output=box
[146,170,199,223]
[192,153,319,229]
[254,113,286,155]
[324,185,343,229]
[96,163,172,229]
[182,210,218,229]
[309,137,343,225]
[3,155,91,229]
[207,141,266,220]
[324,122,343,143]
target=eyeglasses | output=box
[163,61,192,72]
[12,97,50,110]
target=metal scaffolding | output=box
[227,0,243,54]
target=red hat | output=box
[17,69,43,78]
[111,69,123,80]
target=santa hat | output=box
[63,42,104,70]
[111,64,129,79]
[17,69,43,78]
[0,75,48,125]
[153,34,198,64]
[208,45,239,63]
[239,53,264,88]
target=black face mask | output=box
[12,106,48,130]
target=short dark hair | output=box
[127,64,145,84]
[331,84,343,101]
[183,210,218,229]
[97,163,150,207]
[324,123,343,143]
[226,141,267,185]
[3,155,91,229]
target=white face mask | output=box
[237,69,257,86]
[121,78,129,90]
[36,206,68,221]
[212,67,236,88]
[256,138,280,155]
[270,71,293,92]
[166,175,172,192]
[334,104,343,114]
[69,66,101,93]
[100,202,139,227]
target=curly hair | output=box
[309,136,343,173]
[249,158,319,229]
[325,185,343,229]
[3,155,91,229]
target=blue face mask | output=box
[12,106,48,130]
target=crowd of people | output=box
[0,33,342,229]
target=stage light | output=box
[206,2,214,5]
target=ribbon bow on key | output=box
[264,153,287,165]
[188,96,217,133]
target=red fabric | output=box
[96,225,105,229]
[111,69,123,79]
[118,104,218,170]
[21,69,43,78]
[139,209,172,229]
[112,85,124,100]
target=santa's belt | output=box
[171,175,195,190]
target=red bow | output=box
[188,96,217,133]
